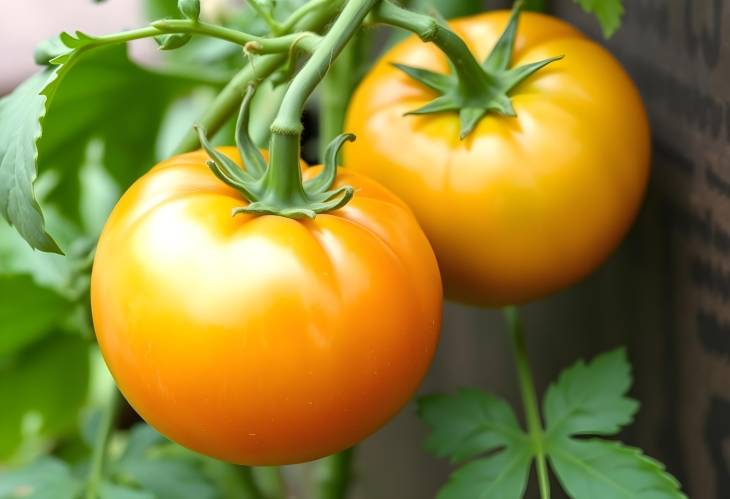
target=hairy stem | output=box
[504,307,551,499]
[84,388,121,499]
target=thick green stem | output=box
[504,307,551,499]
[264,132,309,204]
[373,0,490,97]
[174,1,343,154]
[319,31,369,158]
[265,0,378,205]
[272,0,378,134]
[84,388,121,499]
[174,54,287,154]
[316,448,355,499]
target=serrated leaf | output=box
[419,388,524,462]
[574,0,624,38]
[436,444,533,499]
[0,274,70,359]
[0,457,82,499]
[544,349,639,438]
[0,70,62,253]
[549,439,686,499]
[1,34,202,252]
[38,44,198,220]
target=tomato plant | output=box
[345,8,650,306]
[0,0,689,498]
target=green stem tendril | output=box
[374,0,563,138]
[504,306,551,499]
[151,19,320,53]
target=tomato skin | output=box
[90,147,442,465]
[345,11,651,306]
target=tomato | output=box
[90,147,442,465]
[345,11,650,306]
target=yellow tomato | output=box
[345,11,650,305]
[91,147,442,465]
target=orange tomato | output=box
[91,147,442,465]
[345,11,650,306]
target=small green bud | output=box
[178,0,201,22]
[155,33,193,50]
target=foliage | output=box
[0,1,677,499]
[573,0,624,38]
[420,350,686,498]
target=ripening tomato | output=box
[345,11,651,306]
[91,147,442,465]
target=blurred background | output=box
[1,1,728,498]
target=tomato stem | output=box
[84,387,122,499]
[174,1,343,153]
[319,32,370,158]
[372,0,489,97]
[373,0,562,138]
[271,0,378,135]
[504,306,551,499]
[257,0,377,215]
[152,19,319,53]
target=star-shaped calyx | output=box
[196,84,354,219]
[394,2,563,138]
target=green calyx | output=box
[196,85,355,219]
[396,2,563,138]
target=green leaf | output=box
[113,424,217,499]
[574,0,624,38]
[0,70,62,253]
[0,457,82,499]
[0,275,70,359]
[0,336,90,462]
[38,44,197,220]
[544,349,685,498]
[419,389,524,463]
[544,349,639,438]
[1,33,201,252]
[419,389,532,499]
[549,439,687,499]
[437,444,533,499]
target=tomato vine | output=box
[0,0,686,498]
